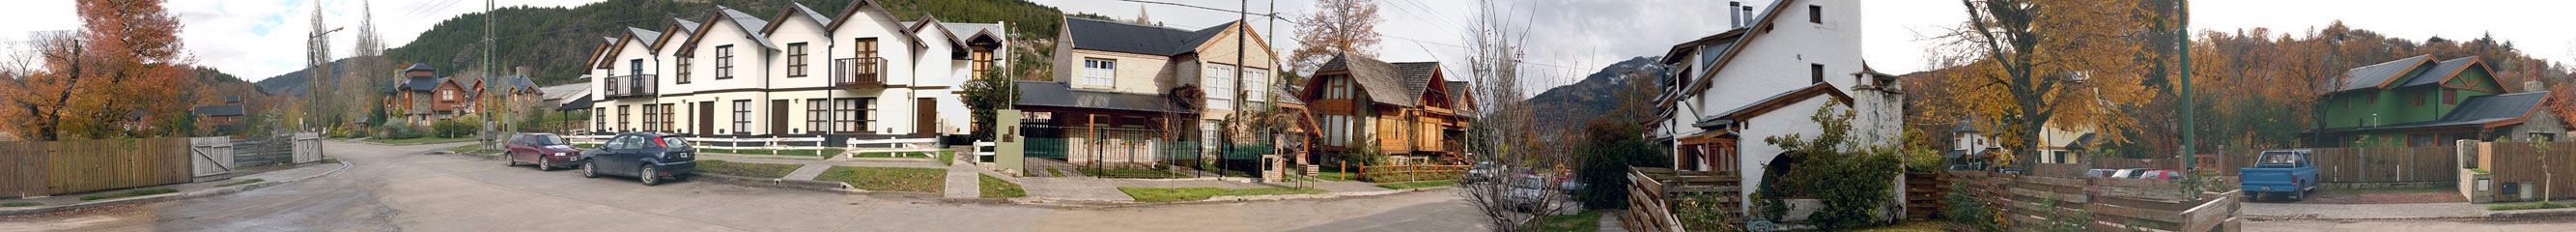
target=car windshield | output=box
[531,134,567,145]
[658,136,690,148]
[2258,152,2300,165]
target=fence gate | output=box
[189,137,236,177]
[293,132,323,163]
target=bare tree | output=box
[1454,1,1573,230]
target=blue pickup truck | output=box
[2240,150,2320,201]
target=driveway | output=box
[2247,216,2576,232]
[0,140,1483,231]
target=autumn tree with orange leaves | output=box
[0,0,196,141]
[1931,0,2160,167]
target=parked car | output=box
[579,132,697,186]
[504,133,583,171]
[2135,169,2185,181]
[2240,150,2319,201]
[1464,161,1500,184]
[1506,175,1550,213]
[2086,168,2119,178]
[2111,168,2149,179]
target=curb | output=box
[846,157,934,162]
[2487,208,2576,218]
[692,173,865,193]
[0,159,353,216]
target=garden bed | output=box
[813,166,945,192]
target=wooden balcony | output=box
[604,74,657,99]
[835,57,886,89]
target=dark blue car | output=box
[579,132,697,186]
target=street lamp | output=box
[308,26,343,131]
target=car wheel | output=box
[639,164,660,186]
[580,162,599,179]
[537,159,551,171]
[2291,188,2306,201]
[504,153,518,166]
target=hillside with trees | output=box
[258,0,1073,93]
[1906,19,2576,159]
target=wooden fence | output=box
[2479,142,2576,201]
[1904,172,1950,219]
[1354,164,1467,183]
[2209,147,2456,184]
[1953,171,2243,232]
[1622,167,1742,232]
[0,138,193,197]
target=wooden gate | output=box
[292,132,323,163]
[189,136,236,177]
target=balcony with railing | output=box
[604,74,658,99]
[835,57,886,89]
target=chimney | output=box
[2527,80,2544,93]
[1741,6,1755,27]
[1729,1,1742,29]
[515,67,530,77]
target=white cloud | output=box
[1,0,601,81]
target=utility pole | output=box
[483,0,495,149]
[2176,0,2196,198]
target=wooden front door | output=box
[696,102,715,135]
[916,98,937,137]
[771,100,791,135]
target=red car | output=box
[504,133,584,171]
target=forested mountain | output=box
[259,0,1068,94]
[1527,56,1669,132]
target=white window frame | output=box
[1080,59,1116,88]
[1243,68,1269,103]
[1203,64,1235,110]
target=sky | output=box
[2,0,2572,91]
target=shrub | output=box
[433,119,472,138]
[1575,120,1663,210]
[1754,102,1902,229]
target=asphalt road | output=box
[2247,216,2576,232]
[0,140,1486,232]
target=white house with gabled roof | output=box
[1647,0,1904,215]
[583,0,1005,144]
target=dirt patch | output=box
[2296,188,2465,204]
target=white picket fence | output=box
[973,141,996,163]
[848,137,942,159]
[566,134,836,155]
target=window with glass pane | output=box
[1203,64,1235,110]
[787,43,807,77]
[807,99,828,132]
[676,56,691,83]
[1081,59,1116,87]
[1244,68,1268,102]
[732,101,750,133]
[716,45,734,79]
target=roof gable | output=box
[598,28,662,69]
[1676,0,1806,95]
[760,2,834,36]
[653,18,699,50]
[1316,54,1418,107]
[676,6,778,57]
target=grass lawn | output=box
[366,136,475,145]
[938,151,954,166]
[698,160,803,179]
[2490,201,2572,211]
[1047,168,1066,177]
[813,166,946,193]
[1118,187,1325,202]
[978,174,1026,198]
[1313,170,1357,182]
[1374,180,1458,189]
[1,202,38,207]
[573,144,602,149]
[81,188,178,201]
[215,179,266,188]
[1535,210,1604,232]
[1082,168,1184,179]
[851,151,934,159]
[699,148,840,157]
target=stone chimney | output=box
[516,67,530,77]
[2526,80,2544,93]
